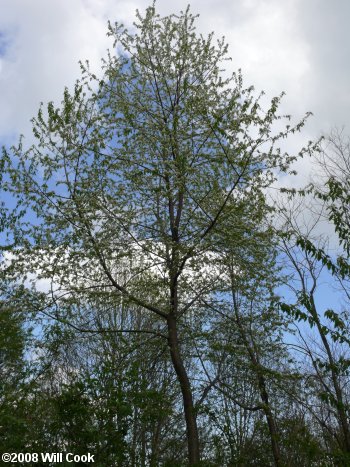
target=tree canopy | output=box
[1,4,349,466]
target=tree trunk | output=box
[316,327,350,452]
[167,314,200,465]
[258,376,282,467]
[310,296,350,453]
[231,287,281,466]
[150,417,162,467]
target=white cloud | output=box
[0,0,111,139]
[0,0,348,186]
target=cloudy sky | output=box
[1,0,347,307]
[0,0,349,174]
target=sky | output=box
[0,0,347,311]
[0,0,349,150]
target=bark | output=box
[231,287,281,466]
[167,314,200,465]
[310,297,350,453]
[130,406,138,466]
[258,375,282,467]
[150,417,162,467]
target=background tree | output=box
[0,285,31,453]
[278,193,350,464]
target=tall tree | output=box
[2,4,311,463]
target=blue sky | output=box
[0,0,349,312]
[0,0,349,151]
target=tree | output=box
[2,4,311,464]
[277,194,350,463]
[199,222,288,466]
[0,281,41,453]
